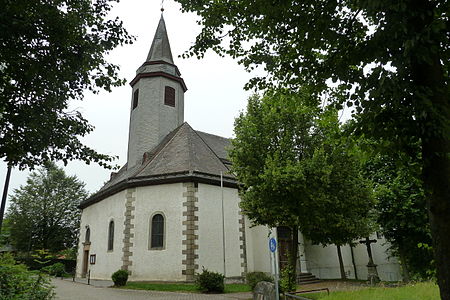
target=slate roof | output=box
[79,123,237,208]
[146,15,174,64]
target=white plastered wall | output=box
[76,190,126,280]
[196,183,242,278]
[245,224,272,274]
[304,234,401,281]
[130,183,185,281]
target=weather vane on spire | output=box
[161,0,165,13]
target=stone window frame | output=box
[107,219,114,252]
[148,211,166,250]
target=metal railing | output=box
[285,287,330,300]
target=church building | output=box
[76,14,401,283]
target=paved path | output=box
[52,279,252,300]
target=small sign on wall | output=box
[90,254,96,265]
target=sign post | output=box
[269,237,279,300]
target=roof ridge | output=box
[196,130,230,140]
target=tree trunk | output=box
[0,165,12,234]
[350,244,358,280]
[408,2,450,299]
[290,227,299,285]
[336,245,346,279]
[398,247,411,283]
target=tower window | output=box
[164,86,175,107]
[132,89,139,110]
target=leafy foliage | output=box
[7,162,87,252]
[111,269,129,287]
[231,90,374,281]
[0,253,55,300]
[175,1,450,296]
[195,267,225,293]
[279,264,296,293]
[362,145,434,280]
[245,272,273,290]
[0,0,134,169]
[42,262,66,277]
[0,217,12,248]
[231,91,374,244]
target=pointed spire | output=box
[146,15,174,64]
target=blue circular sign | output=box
[269,238,277,253]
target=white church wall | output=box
[351,236,402,282]
[305,242,355,279]
[304,234,401,281]
[245,224,272,274]
[197,183,242,278]
[76,190,126,280]
[130,183,185,281]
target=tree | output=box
[362,145,433,281]
[0,217,11,248]
[0,0,134,169]
[230,90,374,281]
[7,162,87,252]
[175,1,450,298]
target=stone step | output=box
[297,272,321,285]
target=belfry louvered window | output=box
[164,86,175,107]
[150,213,164,249]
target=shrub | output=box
[0,253,55,300]
[246,271,274,290]
[112,269,129,286]
[279,264,296,293]
[195,267,225,293]
[43,263,66,277]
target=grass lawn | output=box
[300,282,439,300]
[122,282,251,293]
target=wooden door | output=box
[82,250,89,277]
[277,226,292,271]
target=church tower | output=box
[127,15,187,168]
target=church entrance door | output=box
[82,244,90,277]
[277,226,292,271]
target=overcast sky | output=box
[0,0,257,202]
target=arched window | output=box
[108,220,114,251]
[85,227,90,243]
[150,213,164,249]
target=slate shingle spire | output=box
[146,15,174,64]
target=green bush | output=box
[279,264,296,293]
[246,271,274,290]
[0,253,54,300]
[195,267,225,293]
[112,269,129,286]
[42,262,66,277]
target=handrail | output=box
[284,294,311,300]
[292,287,330,295]
[285,287,330,299]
